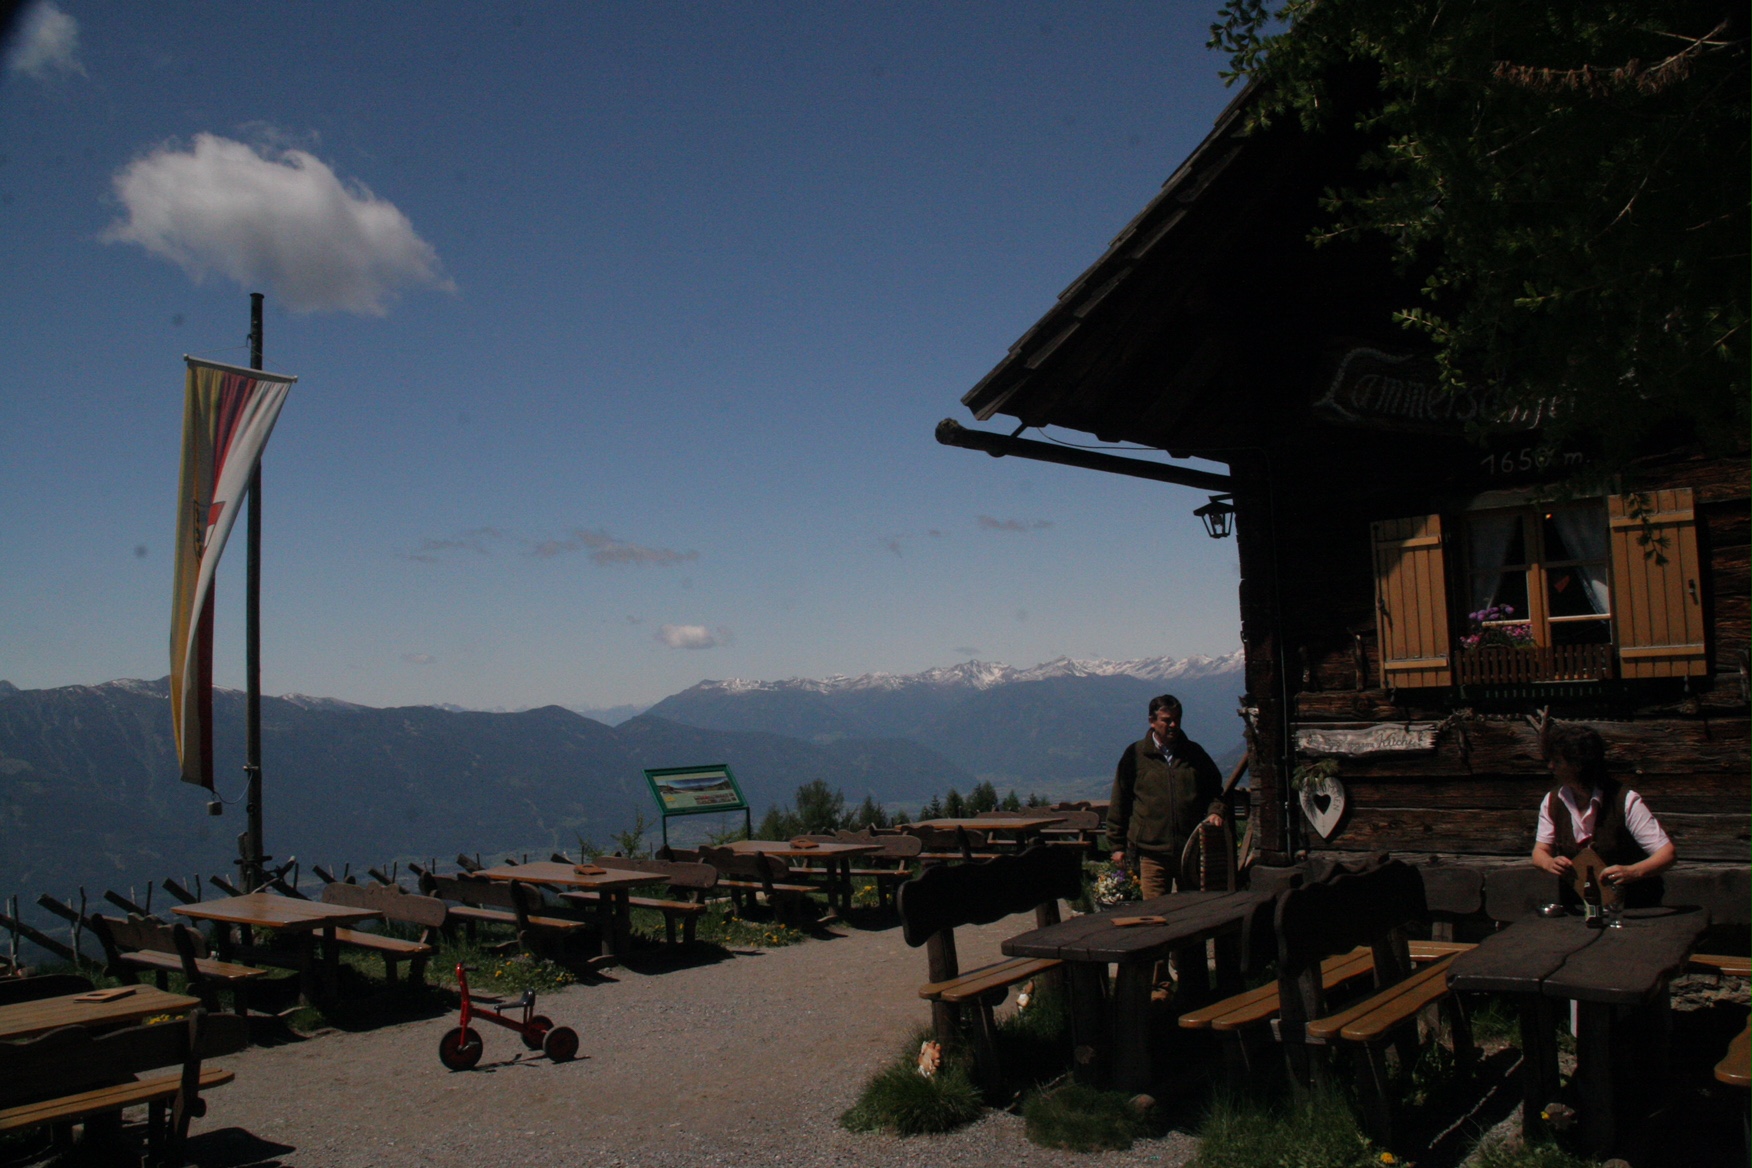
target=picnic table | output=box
[174,892,377,1001]
[475,861,670,962]
[906,816,1065,860]
[1449,904,1709,1153]
[0,985,201,1042]
[1002,890,1271,1091]
[727,840,877,917]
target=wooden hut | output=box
[940,84,1748,895]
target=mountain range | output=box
[0,653,1243,946]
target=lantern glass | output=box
[1194,495,1235,539]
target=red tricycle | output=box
[439,963,579,1070]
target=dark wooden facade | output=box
[950,85,1749,868]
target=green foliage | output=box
[432,946,575,994]
[1192,1092,1380,1168]
[1022,1084,1154,1152]
[942,788,967,817]
[968,781,1000,813]
[756,804,803,840]
[1211,0,1748,465]
[611,811,653,860]
[840,1038,985,1136]
[794,779,846,833]
[920,794,944,819]
[1001,789,1023,811]
[848,794,892,831]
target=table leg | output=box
[1067,962,1111,1087]
[1213,930,1242,996]
[320,924,342,1000]
[1111,962,1155,1093]
[1517,996,1560,1143]
[1575,1000,1615,1153]
[595,893,619,962]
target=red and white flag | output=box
[170,357,296,789]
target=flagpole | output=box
[243,292,266,891]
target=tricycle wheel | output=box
[521,1015,553,1050]
[542,1025,580,1062]
[439,1026,484,1071]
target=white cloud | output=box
[978,515,1052,532]
[7,2,84,80]
[103,133,453,315]
[529,529,698,566]
[657,624,728,650]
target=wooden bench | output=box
[897,845,1084,1094]
[0,1007,246,1165]
[1691,953,1751,980]
[826,830,921,909]
[699,847,820,919]
[318,882,443,984]
[903,825,1003,864]
[1718,1018,1749,1087]
[418,874,589,958]
[90,915,267,1022]
[1273,859,1472,1144]
[555,856,718,948]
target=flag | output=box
[170,357,296,789]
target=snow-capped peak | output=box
[691,649,1242,697]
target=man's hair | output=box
[1148,694,1182,719]
[1543,722,1608,787]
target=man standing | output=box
[1107,694,1226,899]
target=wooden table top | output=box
[727,840,878,859]
[1003,891,1271,963]
[906,816,1065,832]
[0,985,201,1041]
[474,861,668,891]
[1450,906,1710,1005]
[174,892,378,932]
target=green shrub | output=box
[1192,1092,1380,1168]
[841,1057,985,1135]
[1022,1084,1152,1152]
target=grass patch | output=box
[1192,1092,1382,1168]
[994,978,1072,1090]
[840,1034,985,1136]
[1467,995,1518,1045]
[431,945,575,994]
[1022,1083,1153,1152]
[1470,1136,1596,1168]
[645,901,804,948]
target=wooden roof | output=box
[959,77,1406,457]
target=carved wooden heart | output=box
[1299,777,1347,840]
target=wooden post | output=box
[1232,449,1288,861]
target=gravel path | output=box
[182,914,1202,1168]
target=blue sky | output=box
[0,2,1243,713]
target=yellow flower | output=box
[1540,1111,1550,1121]
[1380,1155,1396,1165]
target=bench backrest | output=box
[1419,866,1484,916]
[698,846,790,883]
[592,855,718,893]
[1275,858,1425,972]
[90,914,208,977]
[420,874,533,915]
[902,825,989,850]
[0,1007,245,1109]
[0,974,93,1006]
[896,845,1084,949]
[320,881,448,928]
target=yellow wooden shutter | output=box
[1372,514,1452,687]
[1608,489,1707,677]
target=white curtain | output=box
[1550,507,1611,615]
[1467,513,1521,613]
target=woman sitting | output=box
[1531,722,1675,905]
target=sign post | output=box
[642,764,752,848]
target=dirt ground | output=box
[170,913,1202,1168]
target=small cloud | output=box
[133,544,149,559]
[103,133,453,315]
[977,515,1052,533]
[623,614,643,625]
[528,528,698,567]
[927,529,945,538]
[881,536,904,557]
[657,624,729,650]
[400,527,504,563]
[7,3,84,81]
[401,652,436,665]
[954,645,981,657]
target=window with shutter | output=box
[1608,489,1707,678]
[1371,514,1452,688]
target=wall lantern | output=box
[1194,494,1236,539]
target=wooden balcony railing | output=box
[1455,643,1614,685]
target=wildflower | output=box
[1380,1155,1396,1165]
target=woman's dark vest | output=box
[1546,783,1663,907]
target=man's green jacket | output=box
[1106,733,1224,858]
